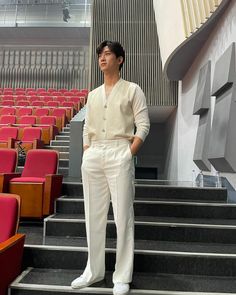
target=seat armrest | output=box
[0,173,22,192]
[43,174,63,215]
[32,139,44,149]
[0,234,25,295]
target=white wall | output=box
[171,1,236,186]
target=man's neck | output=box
[104,72,120,87]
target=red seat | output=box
[1,100,14,106]
[31,101,44,107]
[16,101,30,107]
[17,107,33,117]
[0,194,25,295]
[36,116,59,144]
[0,149,20,193]
[58,88,68,94]
[0,115,16,125]
[15,95,27,101]
[18,116,37,125]
[0,127,18,148]
[48,88,57,94]
[34,108,49,123]
[47,101,59,107]
[51,108,66,131]
[2,95,14,101]
[0,107,16,116]
[53,96,66,104]
[8,149,63,217]
[15,127,44,152]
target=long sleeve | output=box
[83,101,90,146]
[132,85,150,142]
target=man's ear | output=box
[118,56,123,65]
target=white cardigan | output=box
[83,78,150,146]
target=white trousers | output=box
[81,139,135,284]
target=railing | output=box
[180,0,222,37]
[0,1,91,27]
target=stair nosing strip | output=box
[56,198,236,207]
[11,283,233,295]
[23,244,236,257]
[45,217,236,229]
[11,282,182,295]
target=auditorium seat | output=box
[0,107,16,115]
[15,127,44,152]
[31,101,44,107]
[26,88,35,93]
[2,95,14,101]
[18,116,37,125]
[0,115,16,125]
[51,108,66,131]
[15,95,27,101]
[1,100,14,107]
[37,116,59,144]
[0,193,25,295]
[0,127,18,148]
[58,88,67,94]
[16,101,30,107]
[0,149,20,192]
[53,96,66,104]
[47,101,59,107]
[8,149,63,218]
[28,95,39,103]
[17,107,33,117]
[34,108,49,123]
[48,88,57,94]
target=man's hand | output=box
[130,136,143,156]
[83,145,90,151]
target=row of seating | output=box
[0,88,88,96]
[0,108,70,129]
[0,99,81,111]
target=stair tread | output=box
[19,225,236,254]
[48,213,236,226]
[12,267,236,293]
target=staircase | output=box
[10,178,236,294]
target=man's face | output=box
[98,46,123,73]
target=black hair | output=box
[96,40,125,71]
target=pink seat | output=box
[18,116,37,125]
[17,107,32,117]
[15,95,27,101]
[16,101,30,107]
[0,107,16,116]
[1,100,14,106]
[0,194,25,295]
[39,116,56,125]
[0,115,16,125]
[51,108,66,131]
[2,95,14,101]
[0,127,18,149]
[31,101,44,107]
[8,149,63,217]
[58,88,68,94]
[0,149,17,174]
[15,127,44,152]
[34,108,49,122]
[47,101,59,107]
[48,88,57,94]
[28,95,39,102]
[0,149,20,193]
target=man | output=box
[71,40,150,295]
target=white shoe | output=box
[71,275,104,289]
[113,282,130,295]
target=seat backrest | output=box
[19,115,36,125]
[0,149,17,173]
[51,108,66,117]
[16,101,30,106]
[0,107,16,115]
[0,115,16,124]
[34,108,49,117]
[0,127,18,140]
[1,100,15,106]
[22,149,58,178]
[0,194,20,242]
[18,107,33,116]
[21,127,41,141]
[31,101,44,107]
[40,116,56,125]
